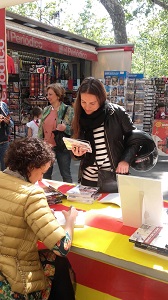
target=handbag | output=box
[97,169,118,193]
[52,106,70,152]
[95,148,118,193]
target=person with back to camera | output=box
[0,84,14,171]
[38,83,74,183]
[0,137,78,300]
[71,77,157,190]
[26,106,42,137]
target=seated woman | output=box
[0,137,78,300]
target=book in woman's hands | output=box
[63,137,92,153]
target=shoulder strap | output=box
[62,105,69,120]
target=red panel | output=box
[97,46,134,53]
[6,29,98,61]
[86,214,136,236]
[68,252,168,300]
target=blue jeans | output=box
[0,141,9,171]
[44,149,72,183]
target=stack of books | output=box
[37,180,64,205]
[66,184,100,204]
[129,223,168,258]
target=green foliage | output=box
[63,0,114,44]
[8,1,39,19]
[7,0,168,77]
[131,9,168,77]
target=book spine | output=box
[144,226,162,244]
[135,242,168,255]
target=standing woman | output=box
[71,77,140,187]
[0,84,14,171]
[38,83,74,182]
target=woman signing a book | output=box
[71,77,157,191]
[0,137,77,300]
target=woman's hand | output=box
[3,115,10,124]
[62,206,78,239]
[56,122,66,131]
[0,114,4,123]
[71,145,87,156]
[0,115,10,124]
[62,206,78,223]
[116,161,129,174]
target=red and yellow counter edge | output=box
[38,180,168,300]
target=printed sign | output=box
[6,29,98,61]
[0,8,7,102]
[152,119,168,156]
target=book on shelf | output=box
[37,180,65,205]
[129,223,168,254]
[66,184,100,204]
[63,137,92,153]
[54,210,85,228]
[133,243,168,259]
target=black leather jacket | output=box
[76,102,140,180]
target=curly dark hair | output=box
[4,137,55,179]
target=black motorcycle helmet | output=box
[126,130,158,172]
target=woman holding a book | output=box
[71,77,156,189]
[0,137,77,300]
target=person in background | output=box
[26,106,42,137]
[0,137,78,299]
[155,102,167,119]
[0,84,14,171]
[104,77,111,95]
[38,83,74,182]
[71,77,140,187]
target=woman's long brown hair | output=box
[72,77,107,138]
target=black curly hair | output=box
[4,137,55,179]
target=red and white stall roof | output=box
[6,20,98,61]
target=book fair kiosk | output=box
[38,180,168,300]
[0,8,134,139]
[1,2,168,299]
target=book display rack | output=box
[7,73,23,139]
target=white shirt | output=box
[26,119,40,137]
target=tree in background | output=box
[62,0,114,44]
[131,8,168,77]
[97,0,168,45]
[7,0,168,77]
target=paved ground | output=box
[52,155,168,200]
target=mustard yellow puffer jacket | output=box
[0,172,65,294]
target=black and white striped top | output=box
[82,124,112,182]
